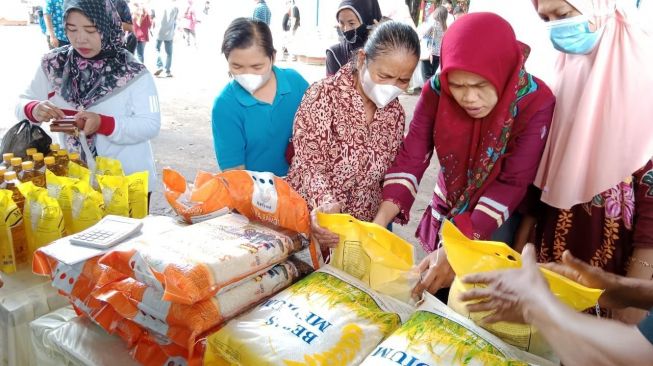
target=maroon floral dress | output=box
[287,63,406,221]
[534,159,653,275]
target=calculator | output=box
[69,215,143,249]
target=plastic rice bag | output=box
[204,265,414,366]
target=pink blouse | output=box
[287,63,406,221]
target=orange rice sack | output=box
[162,169,310,237]
[92,259,306,350]
[220,170,310,236]
[162,169,233,224]
[99,213,321,305]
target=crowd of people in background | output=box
[10,0,653,363]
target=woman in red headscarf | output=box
[373,12,556,296]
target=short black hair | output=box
[363,20,420,64]
[221,17,275,59]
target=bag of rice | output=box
[99,213,321,305]
[360,293,556,366]
[93,259,309,350]
[204,265,414,366]
[131,332,205,366]
[162,169,310,237]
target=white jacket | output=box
[15,67,161,191]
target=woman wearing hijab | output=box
[372,13,556,297]
[521,0,653,323]
[16,0,160,195]
[325,0,383,76]
[288,21,419,253]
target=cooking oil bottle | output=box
[9,157,22,175]
[1,153,14,170]
[2,171,27,264]
[55,150,70,176]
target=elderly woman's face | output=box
[357,49,418,91]
[447,70,498,119]
[536,0,582,21]
[65,10,102,58]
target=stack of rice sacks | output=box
[33,170,322,365]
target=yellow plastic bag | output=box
[95,156,124,176]
[17,182,65,258]
[127,171,148,219]
[97,174,130,217]
[441,220,603,311]
[70,180,105,234]
[0,190,22,273]
[317,213,417,303]
[68,160,91,184]
[46,170,78,236]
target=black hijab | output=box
[326,0,382,74]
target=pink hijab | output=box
[533,0,653,209]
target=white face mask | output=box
[233,68,272,94]
[360,64,403,109]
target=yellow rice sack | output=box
[68,161,91,184]
[17,182,65,258]
[97,174,130,217]
[360,293,556,366]
[127,171,148,218]
[0,190,22,273]
[204,265,414,366]
[46,170,78,235]
[70,180,105,234]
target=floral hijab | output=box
[41,0,145,109]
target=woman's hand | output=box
[412,248,456,299]
[310,202,343,251]
[74,111,102,135]
[33,101,65,122]
[460,244,552,324]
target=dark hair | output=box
[453,6,464,15]
[356,20,419,69]
[435,6,448,31]
[442,0,453,5]
[221,17,275,59]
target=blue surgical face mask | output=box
[548,15,604,55]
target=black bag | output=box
[0,120,52,159]
[124,32,137,54]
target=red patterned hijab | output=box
[433,12,549,215]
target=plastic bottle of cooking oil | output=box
[9,157,22,175]
[47,144,60,157]
[1,153,14,170]
[25,148,37,161]
[2,171,27,264]
[68,152,88,168]
[55,150,70,176]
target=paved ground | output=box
[0,23,437,261]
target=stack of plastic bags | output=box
[33,169,323,365]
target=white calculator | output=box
[70,215,143,249]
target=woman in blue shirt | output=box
[212,18,309,177]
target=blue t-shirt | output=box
[45,0,68,42]
[212,66,309,177]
